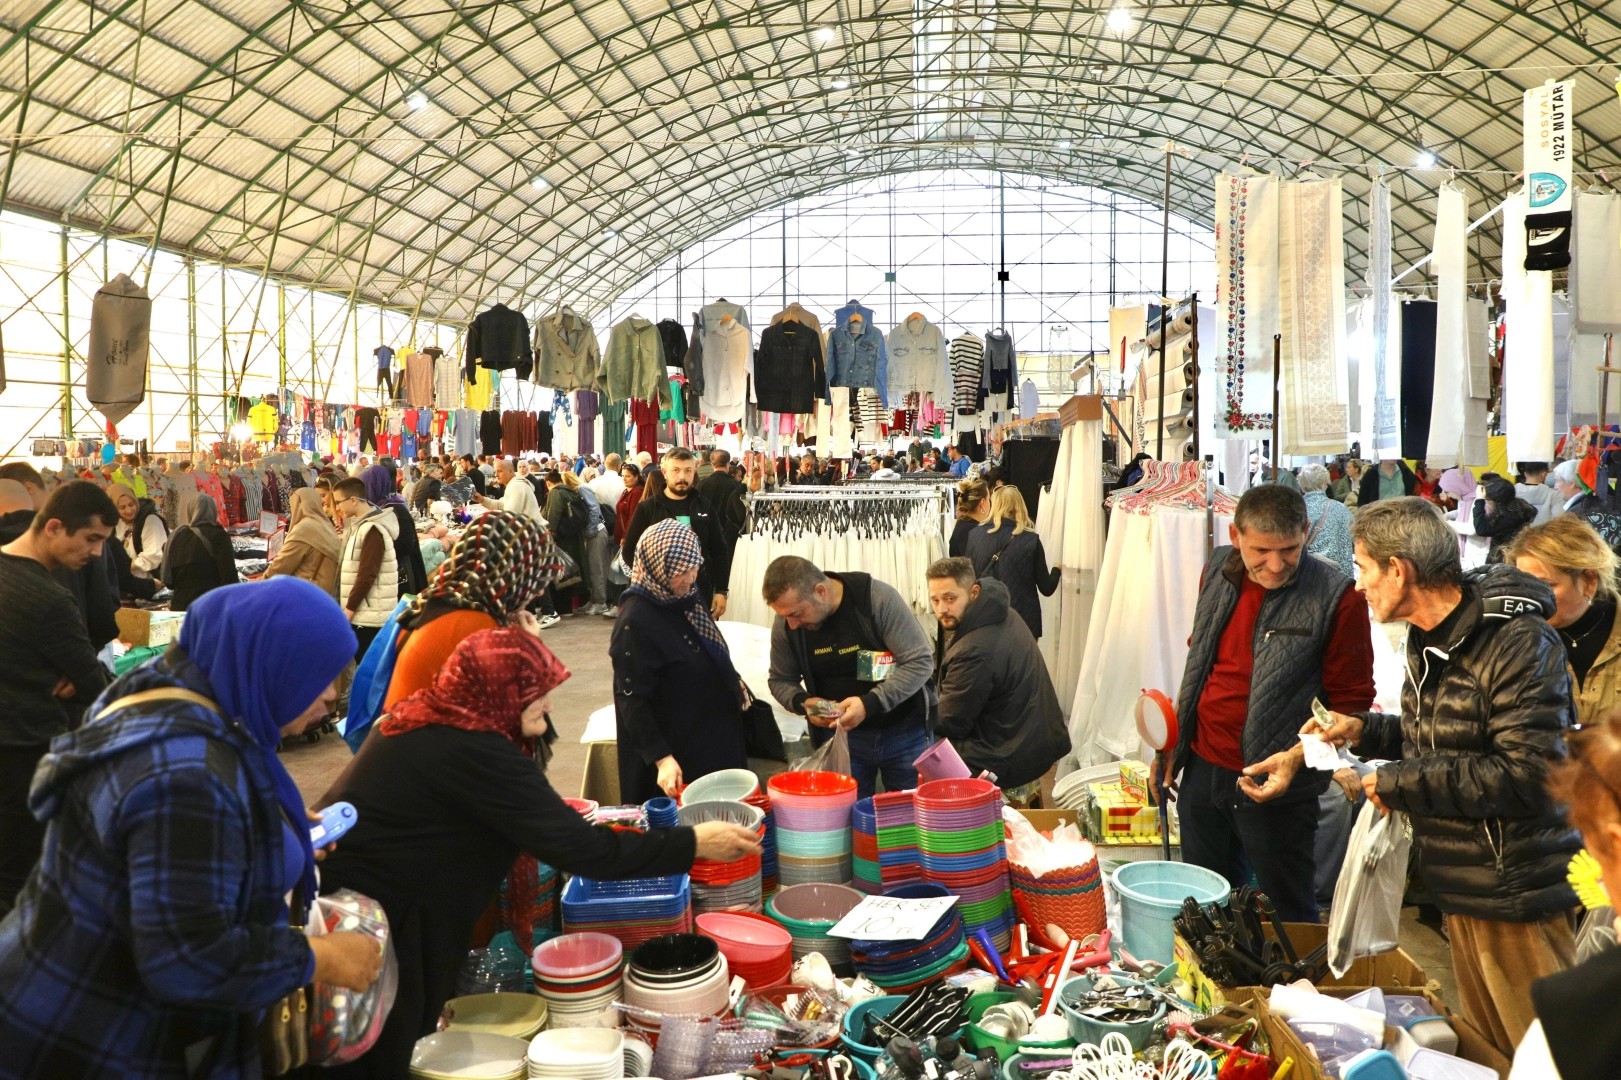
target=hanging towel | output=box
[1461,298,1491,467]
[1399,301,1438,461]
[1572,191,1621,333]
[87,273,151,425]
[1214,173,1279,436]
[1503,189,1557,462]
[1279,177,1350,454]
[1427,185,1469,464]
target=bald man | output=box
[0,474,118,649]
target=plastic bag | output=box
[791,724,851,776]
[306,890,398,1064]
[1326,801,1412,977]
[554,546,581,588]
[608,552,630,586]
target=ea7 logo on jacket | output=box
[1487,595,1543,617]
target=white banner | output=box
[1524,80,1575,270]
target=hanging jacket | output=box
[604,316,668,406]
[465,303,532,381]
[982,329,1018,406]
[754,320,829,414]
[887,316,951,400]
[699,319,751,423]
[657,318,689,370]
[533,307,602,392]
[1353,564,1581,921]
[339,506,400,627]
[827,323,889,407]
[934,578,1068,789]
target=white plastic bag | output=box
[1327,801,1412,978]
[791,724,851,776]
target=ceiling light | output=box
[1105,7,1133,32]
[1415,149,1437,168]
[831,78,850,90]
[406,91,429,112]
[603,228,618,238]
[529,176,549,191]
[816,26,835,42]
[1057,139,1073,150]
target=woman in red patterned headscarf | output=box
[316,623,759,1079]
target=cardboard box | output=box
[116,608,184,647]
[1089,781,1159,838]
[1174,920,1430,1007]
[1118,759,1150,802]
[1017,808,1080,834]
[1237,985,1511,1080]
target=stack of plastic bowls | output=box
[769,771,857,886]
[678,800,767,913]
[410,1031,529,1080]
[560,873,692,952]
[916,778,1014,952]
[642,797,680,829]
[696,910,794,988]
[851,794,923,894]
[765,882,865,976]
[680,770,778,897]
[621,933,733,1043]
[527,1028,626,1079]
[848,883,969,993]
[440,993,549,1040]
[530,933,624,1030]
[565,798,600,820]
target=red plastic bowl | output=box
[768,771,859,799]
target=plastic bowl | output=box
[628,932,719,976]
[841,996,909,1064]
[682,768,761,804]
[697,911,793,963]
[915,778,1000,806]
[563,797,599,818]
[678,799,765,830]
[441,993,549,1040]
[531,932,623,979]
[410,1031,529,1078]
[771,883,864,923]
[769,771,860,799]
[527,1026,624,1065]
[1057,974,1166,1051]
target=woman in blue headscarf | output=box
[361,463,426,594]
[0,578,384,1079]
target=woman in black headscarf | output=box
[160,493,238,610]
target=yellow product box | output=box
[1118,759,1150,802]
[1087,781,1157,838]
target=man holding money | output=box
[1155,484,1375,922]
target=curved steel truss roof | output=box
[3,0,1618,322]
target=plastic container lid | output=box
[530,932,623,979]
[1340,1050,1409,1080]
[1405,1048,1498,1080]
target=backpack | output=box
[550,487,588,538]
[341,595,412,752]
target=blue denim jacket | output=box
[827,325,889,406]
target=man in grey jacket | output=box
[764,556,933,798]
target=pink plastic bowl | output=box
[696,911,793,965]
[531,932,623,980]
[564,798,600,818]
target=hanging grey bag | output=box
[87,273,151,424]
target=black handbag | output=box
[742,697,787,762]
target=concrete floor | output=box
[281,611,1461,1011]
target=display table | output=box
[578,620,810,803]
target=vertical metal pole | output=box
[781,206,788,309]
[351,297,360,402]
[1189,291,1201,462]
[60,226,72,440]
[187,257,198,451]
[277,283,287,393]
[1271,333,1282,474]
[998,172,1007,329]
[220,268,228,439]
[1156,146,1172,460]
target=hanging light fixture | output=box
[406,91,429,112]
[1106,7,1134,32]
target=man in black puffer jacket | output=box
[927,559,1068,802]
[1315,497,1579,1056]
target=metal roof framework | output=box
[3,0,1619,324]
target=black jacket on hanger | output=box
[754,321,827,414]
[466,303,533,381]
[657,319,689,370]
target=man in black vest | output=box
[1156,484,1374,922]
[765,555,934,799]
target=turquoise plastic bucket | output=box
[1111,861,1230,964]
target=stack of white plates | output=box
[410,1031,528,1080]
[527,1028,625,1079]
[622,1034,654,1077]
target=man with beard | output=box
[621,446,732,617]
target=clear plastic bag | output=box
[1327,802,1413,978]
[306,889,398,1065]
[791,724,852,776]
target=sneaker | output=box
[599,604,618,618]
[539,614,562,629]
[583,602,609,616]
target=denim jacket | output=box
[828,325,889,407]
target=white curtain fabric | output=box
[1461,298,1491,467]
[1063,505,1231,771]
[1214,173,1279,437]
[1427,185,1469,464]
[1367,179,1401,455]
[1034,420,1104,714]
[1573,191,1621,332]
[1279,177,1350,454]
[1503,189,1557,462]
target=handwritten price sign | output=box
[827,895,959,941]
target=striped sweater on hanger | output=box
[949,332,984,413]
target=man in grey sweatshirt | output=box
[764,556,933,797]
